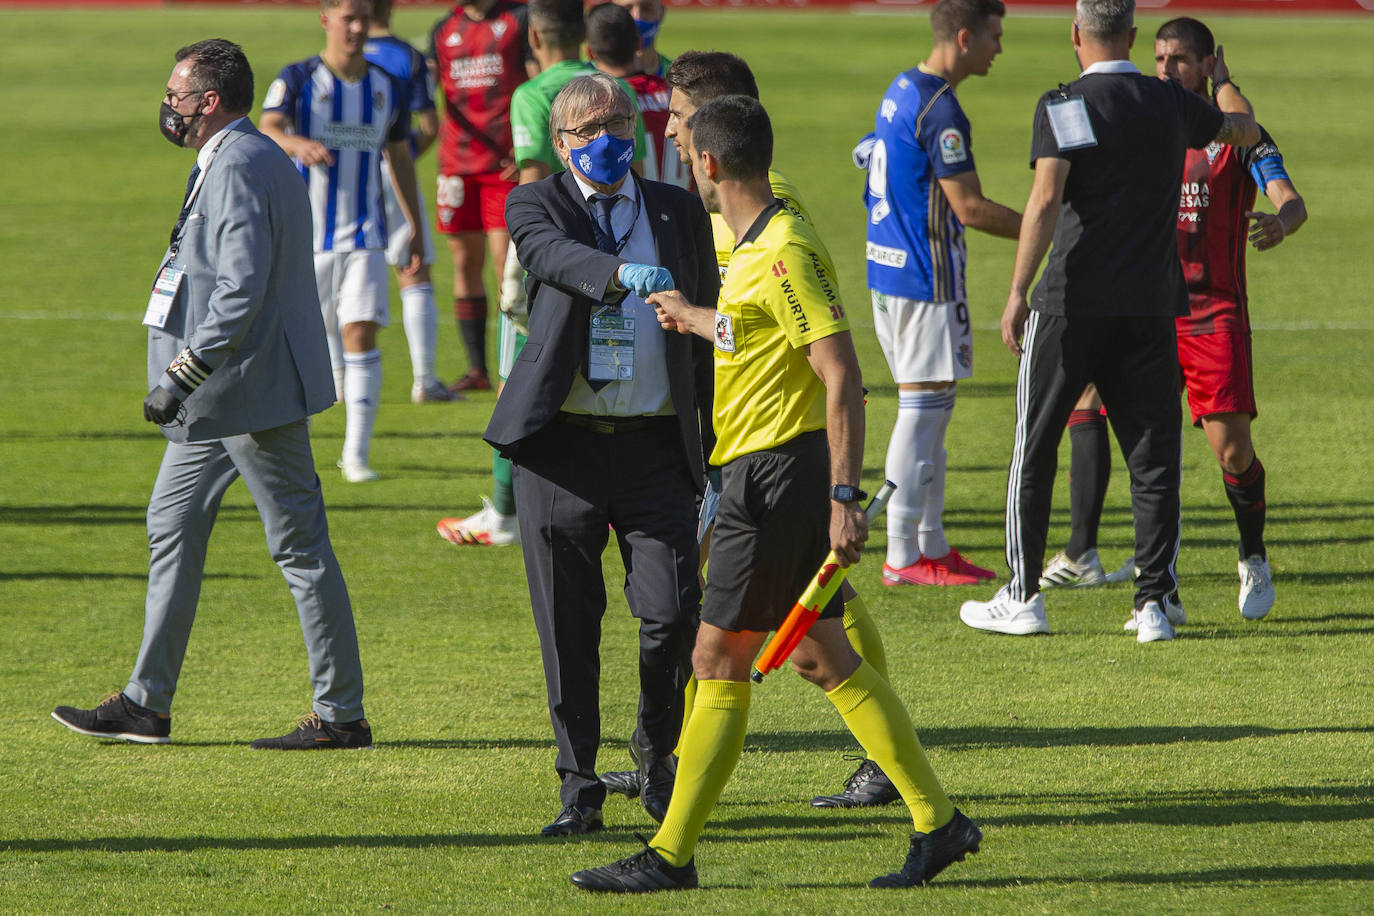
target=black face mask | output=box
[159,100,200,147]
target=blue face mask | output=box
[634,17,661,48]
[570,132,636,186]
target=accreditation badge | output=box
[588,307,635,382]
[143,261,185,329]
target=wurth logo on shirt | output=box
[780,277,810,335]
[771,260,787,277]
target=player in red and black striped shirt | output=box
[429,0,530,390]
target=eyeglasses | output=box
[164,88,205,106]
[559,116,634,143]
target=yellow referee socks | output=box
[841,590,889,680]
[651,679,751,868]
[826,660,953,833]
[673,674,699,756]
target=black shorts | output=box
[701,430,844,633]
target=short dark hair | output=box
[1155,17,1214,59]
[586,2,638,69]
[930,0,1006,42]
[529,0,585,50]
[665,50,759,105]
[687,95,772,182]
[369,0,393,24]
[175,39,254,115]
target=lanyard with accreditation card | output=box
[587,191,644,383]
[1046,85,1097,152]
[144,139,220,329]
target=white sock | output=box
[918,387,956,558]
[342,349,382,467]
[400,282,437,387]
[885,388,956,569]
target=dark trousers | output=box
[512,416,700,810]
[1005,312,1182,608]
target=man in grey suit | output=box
[52,39,372,750]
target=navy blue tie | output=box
[592,195,619,253]
[170,164,202,249]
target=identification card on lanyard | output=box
[144,261,185,329]
[1046,96,1097,151]
[589,306,635,382]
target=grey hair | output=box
[548,73,635,141]
[1075,0,1134,38]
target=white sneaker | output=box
[1040,549,1107,589]
[960,586,1050,635]
[436,497,519,547]
[1131,600,1175,643]
[1238,555,1275,620]
[338,461,379,483]
[1124,593,1186,632]
[1103,557,1136,584]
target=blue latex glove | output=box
[619,263,674,297]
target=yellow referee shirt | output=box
[709,201,849,466]
[711,169,810,274]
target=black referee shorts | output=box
[701,430,845,633]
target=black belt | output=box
[557,412,671,435]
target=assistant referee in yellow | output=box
[569,95,979,893]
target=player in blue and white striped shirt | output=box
[261,0,425,482]
[855,0,1022,587]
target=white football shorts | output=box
[381,158,435,269]
[315,249,390,330]
[872,292,973,384]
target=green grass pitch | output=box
[2,5,1372,912]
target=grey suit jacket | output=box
[149,119,334,444]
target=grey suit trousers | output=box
[125,419,364,722]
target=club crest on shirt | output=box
[491,21,508,39]
[939,128,968,165]
[374,90,386,110]
[714,312,736,353]
[445,32,462,47]
[1204,141,1224,163]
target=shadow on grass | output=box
[1,570,255,582]
[935,862,1374,889]
[746,723,1374,754]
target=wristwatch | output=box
[1212,77,1239,96]
[829,484,867,504]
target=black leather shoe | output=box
[870,808,982,887]
[571,834,698,892]
[541,804,603,837]
[811,757,901,808]
[630,731,676,824]
[250,713,372,749]
[600,769,644,799]
[52,692,170,744]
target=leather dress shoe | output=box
[541,804,603,837]
[631,732,676,824]
[600,769,643,799]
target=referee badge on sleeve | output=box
[714,312,736,353]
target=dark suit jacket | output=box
[484,169,719,491]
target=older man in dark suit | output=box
[52,39,369,750]
[485,73,717,837]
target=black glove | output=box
[143,387,183,425]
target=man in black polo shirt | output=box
[959,0,1257,642]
